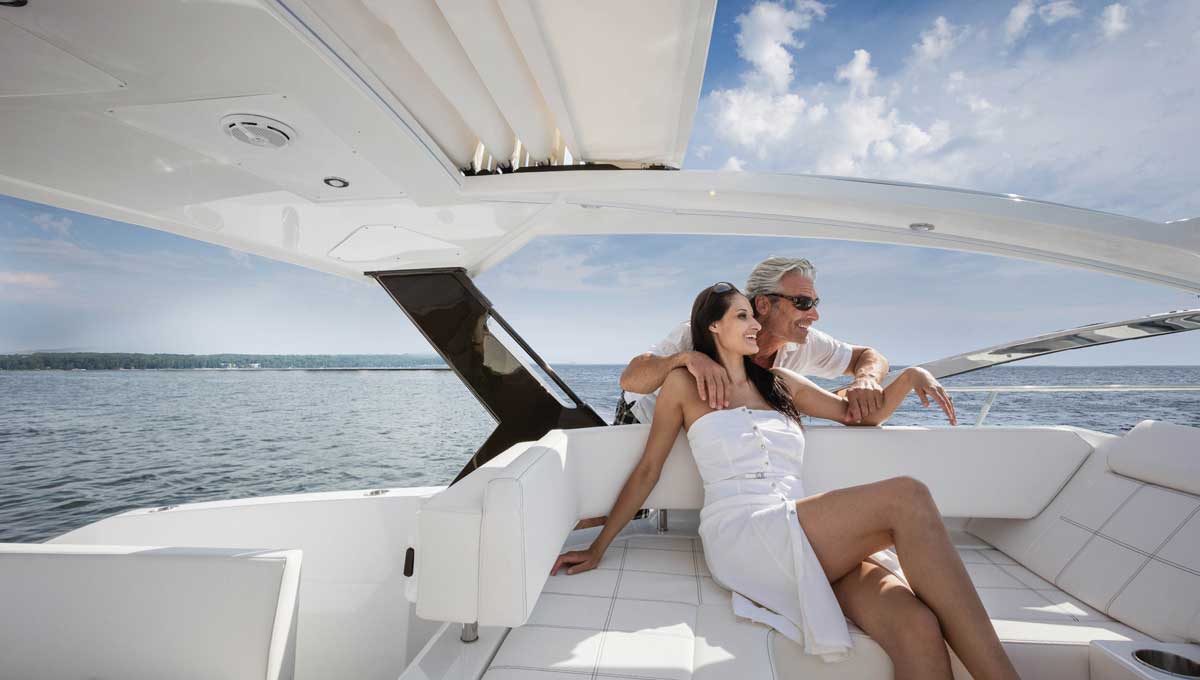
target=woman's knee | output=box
[881,476,936,512]
[887,601,944,655]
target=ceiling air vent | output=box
[220,114,296,149]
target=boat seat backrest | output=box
[0,544,301,680]
[970,420,1200,644]
[415,425,1091,627]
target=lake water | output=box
[2,365,1198,543]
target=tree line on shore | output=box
[0,353,446,370]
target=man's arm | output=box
[620,351,732,410]
[842,345,890,423]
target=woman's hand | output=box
[551,548,601,576]
[904,367,957,425]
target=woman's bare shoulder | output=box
[661,367,701,405]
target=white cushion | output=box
[803,426,1091,518]
[484,532,1151,680]
[570,424,1091,519]
[417,435,577,626]
[970,422,1200,645]
[0,543,300,680]
[416,426,1095,626]
[1107,420,1200,495]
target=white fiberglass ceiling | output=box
[0,0,1196,292]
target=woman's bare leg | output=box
[834,560,952,680]
[795,476,1018,680]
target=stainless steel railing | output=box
[943,385,1200,426]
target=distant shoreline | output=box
[0,352,447,371]
[0,367,454,372]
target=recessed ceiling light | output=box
[909,222,935,232]
[324,177,350,189]
[708,189,717,197]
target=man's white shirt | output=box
[624,321,854,423]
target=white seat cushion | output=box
[483,532,1158,680]
[969,421,1200,646]
[1107,420,1200,495]
[0,543,301,680]
[416,426,1094,626]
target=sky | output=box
[2,0,1199,365]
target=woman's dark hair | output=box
[690,283,803,424]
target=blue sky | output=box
[3,0,1199,365]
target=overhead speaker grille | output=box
[220,114,296,149]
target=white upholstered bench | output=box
[411,421,1200,679]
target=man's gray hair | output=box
[744,257,817,297]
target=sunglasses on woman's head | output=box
[768,293,820,311]
[710,282,735,293]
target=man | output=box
[616,256,956,425]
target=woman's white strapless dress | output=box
[689,407,905,663]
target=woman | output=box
[553,283,1018,680]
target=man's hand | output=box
[684,351,732,409]
[907,368,957,426]
[844,376,885,424]
[551,548,601,576]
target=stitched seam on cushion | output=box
[490,668,685,680]
[540,591,708,606]
[482,477,526,625]
[619,545,693,552]
[521,622,693,640]
[998,564,1058,590]
[1060,516,1192,564]
[624,548,698,576]
[980,549,1018,568]
[1152,555,1200,577]
[1105,503,1200,612]
[1026,588,1087,623]
[497,445,555,623]
[473,486,486,626]
[1053,483,1143,584]
[766,628,779,680]
[518,481,527,621]
[590,543,628,680]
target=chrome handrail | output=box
[940,385,1200,426]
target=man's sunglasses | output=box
[767,293,820,311]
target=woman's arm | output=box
[774,366,956,426]
[552,369,692,575]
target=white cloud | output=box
[734,1,827,92]
[912,16,964,64]
[0,272,58,289]
[31,212,72,237]
[690,0,1200,222]
[1005,0,1036,44]
[710,87,809,154]
[1100,4,1129,38]
[1039,0,1081,25]
[965,94,993,112]
[722,156,746,172]
[836,49,877,97]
